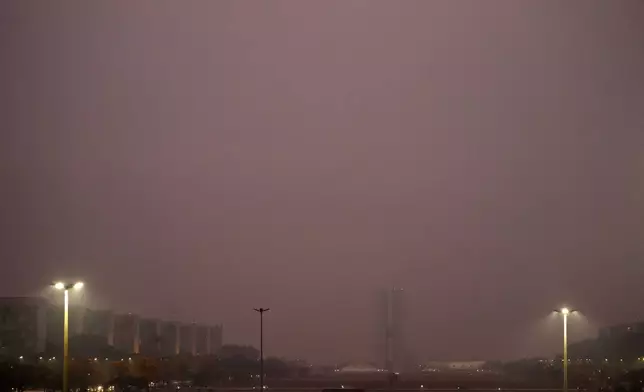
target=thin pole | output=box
[254,308,269,391]
[63,289,69,392]
[260,311,264,392]
[563,313,568,392]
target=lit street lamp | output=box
[53,281,83,392]
[555,307,576,392]
[253,308,270,391]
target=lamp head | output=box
[555,307,577,315]
[53,281,84,290]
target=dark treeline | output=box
[0,344,310,392]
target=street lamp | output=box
[253,308,270,391]
[555,307,576,392]
[53,281,83,392]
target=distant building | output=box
[0,296,222,359]
[337,363,383,373]
[45,304,86,350]
[160,321,180,357]
[194,324,209,355]
[0,297,48,355]
[139,318,161,356]
[422,361,486,372]
[113,313,140,354]
[599,322,644,340]
[83,309,114,346]
[375,287,408,372]
[179,323,196,355]
[569,320,644,364]
[218,344,258,359]
[209,325,223,355]
[69,306,86,336]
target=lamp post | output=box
[253,308,270,391]
[555,307,576,392]
[53,281,83,392]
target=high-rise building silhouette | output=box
[0,296,222,357]
[375,287,406,372]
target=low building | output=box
[422,361,486,372]
[337,363,383,373]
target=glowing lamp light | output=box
[53,281,83,290]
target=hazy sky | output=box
[2,1,644,364]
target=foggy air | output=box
[2,2,644,392]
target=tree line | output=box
[0,344,309,392]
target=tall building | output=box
[0,297,47,355]
[45,304,86,350]
[599,322,644,340]
[159,321,180,357]
[179,323,196,355]
[194,324,209,355]
[375,287,407,372]
[0,296,222,358]
[209,325,223,355]
[569,320,644,362]
[113,313,140,354]
[139,318,161,356]
[83,309,114,346]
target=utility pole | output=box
[253,308,270,391]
